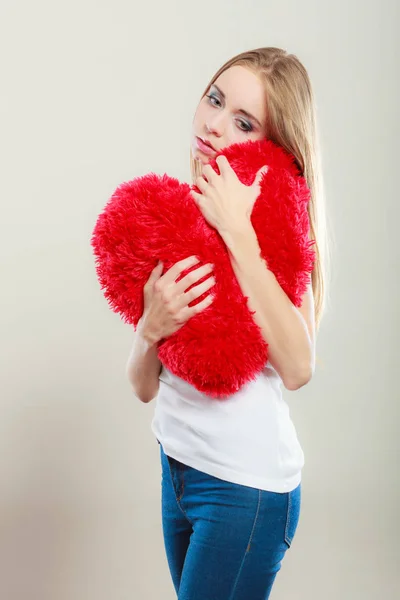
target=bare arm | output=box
[221,223,315,391]
[126,317,162,404]
[126,256,216,404]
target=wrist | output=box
[220,220,258,254]
[136,315,161,347]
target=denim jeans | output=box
[159,441,301,600]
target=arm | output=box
[125,257,216,403]
[221,222,316,391]
[126,316,162,404]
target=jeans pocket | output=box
[284,483,301,548]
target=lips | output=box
[195,136,218,157]
[197,136,216,151]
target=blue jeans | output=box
[159,442,301,600]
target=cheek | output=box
[250,130,266,142]
[192,101,208,128]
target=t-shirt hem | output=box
[157,439,302,494]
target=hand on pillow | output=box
[91,138,316,398]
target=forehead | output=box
[212,65,266,118]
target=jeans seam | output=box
[177,461,185,501]
[164,451,194,526]
[284,490,292,547]
[229,489,262,600]
[176,462,195,525]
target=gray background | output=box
[1,0,399,598]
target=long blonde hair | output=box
[190,47,331,331]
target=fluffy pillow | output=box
[91,138,315,398]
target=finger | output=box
[155,260,164,274]
[195,176,208,192]
[179,291,214,322]
[144,261,163,290]
[193,292,215,313]
[162,255,200,285]
[253,165,269,188]
[177,272,216,310]
[202,163,218,184]
[216,154,234,177]
[175,262,214,296]
[148,260,163,281]
[178,277,216,309]
[191,190,204,206]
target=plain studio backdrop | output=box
[1,1,399,599]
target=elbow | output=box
[129,384,157,404]
[283,364,314,391]
[128,380,159,404]
[126,367,158,404]
[139,395,155,404]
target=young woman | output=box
[126,47,328,600]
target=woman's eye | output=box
[237,120,253,133]
[206,93,221,107]
[205,94,253,133]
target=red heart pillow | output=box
[91,138,315,398]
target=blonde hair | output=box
[190,47,331,331]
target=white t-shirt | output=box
[151,361,304,493]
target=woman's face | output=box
[191,65,267,165]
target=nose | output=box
[206,115,224,137]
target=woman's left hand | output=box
[191,154,269,235]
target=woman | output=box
[126,47,328,599]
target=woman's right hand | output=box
[140,256,216,344]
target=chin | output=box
[191,147,207,165]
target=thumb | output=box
[253,165,269,188]
[145,261,163,289]
[150,260,164,279]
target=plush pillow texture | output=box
[91,138,316,398]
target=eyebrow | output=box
[210,84,263,128]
